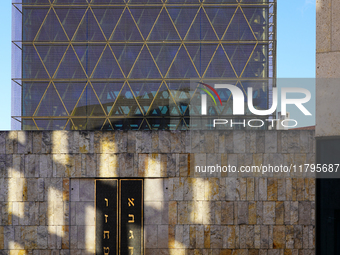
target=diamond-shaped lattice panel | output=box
[17,0,275,130]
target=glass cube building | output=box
[12,0,276,130]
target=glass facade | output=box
[12,0,276,130]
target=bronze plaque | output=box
[96,179,143,255]
[120,179,143,255]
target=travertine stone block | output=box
[296,178,305,201]
[256,132,265,153]
[288,132,300,154]
[28,202,39,225]
[247,178,255,200]
[202,201,213,225]
[25,154,39,177]
[159,131,171,153]
[18,131,33,154]
[0,133,6,155]
[189,225,196,248]
[168,201,177,225]
[235,226,240,249]
[179,154,189,177]
[291,202,299,225]
[52,131,69,154]
[310,202,316,225]
[214,201,222,225]
[151,132,159,153]
[275,202,284,225]
[256,201,263,225]
[85,154,96,177]
[183,225,190,248]
[138,154,148,177]
[32,132,43,154]
[246,226,255,248]
[145,202,162,225]
[196,225,204,249]
[140,131,152,153]
[27,179,38,201]
[267,178,277,201]
[239,226,247,248]
[207,153,221,178]
[37,226,48,250]
[246,131,257,153]
[259,178,267,201]
[292,178,297,201]
[303,225,309,249]
[171,131,182,153]
[249,202,257,225]
[221,202,233,225]
[224,131,233,153]
[309,226,315,249]
[205,178,219,201]
[6,131,16,154]
[177,201,189,225]
[273,226,285,249]
[173,178,184,201]
[40,131,52,154]
[194,154,207,178]
[166,154,176,177]
[265,132,277,153]
[298,202,311,225]
[263,202,275,225]
[260,226,269,249]
[268,225,273,249]
[202,132,215,154]
[183,131,191,154]
[204,225,210,248]
[97,154,119,177]
[120,153,134,177]
[61,226,69,249]
[286,225,294,249]
[76,225,85,249]
[225,178,237,201]
[237,178,247,200]
[148,152,162,177]
[175,225,184,248]
[100,132,117,154]
[184,178,195,201]
[226,226,235,249]
[277,179,285,201]
[217,132,226,154]
[158,225,168,248]
[299,132,309,153]
[127,131,136,153]
[78,132,90,153]
[79,179,94,202]
[116,131,127,153]
[227,154,238,177]
[233,131,245,154]
[294,225,303,249]
[52,154,74,178]
[285,178,292,201]
[209,225,221,249]
[238,202,248,225]
[254,226,261,249]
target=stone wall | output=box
[0,130,315,255]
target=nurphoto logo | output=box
[198,82,312,128]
